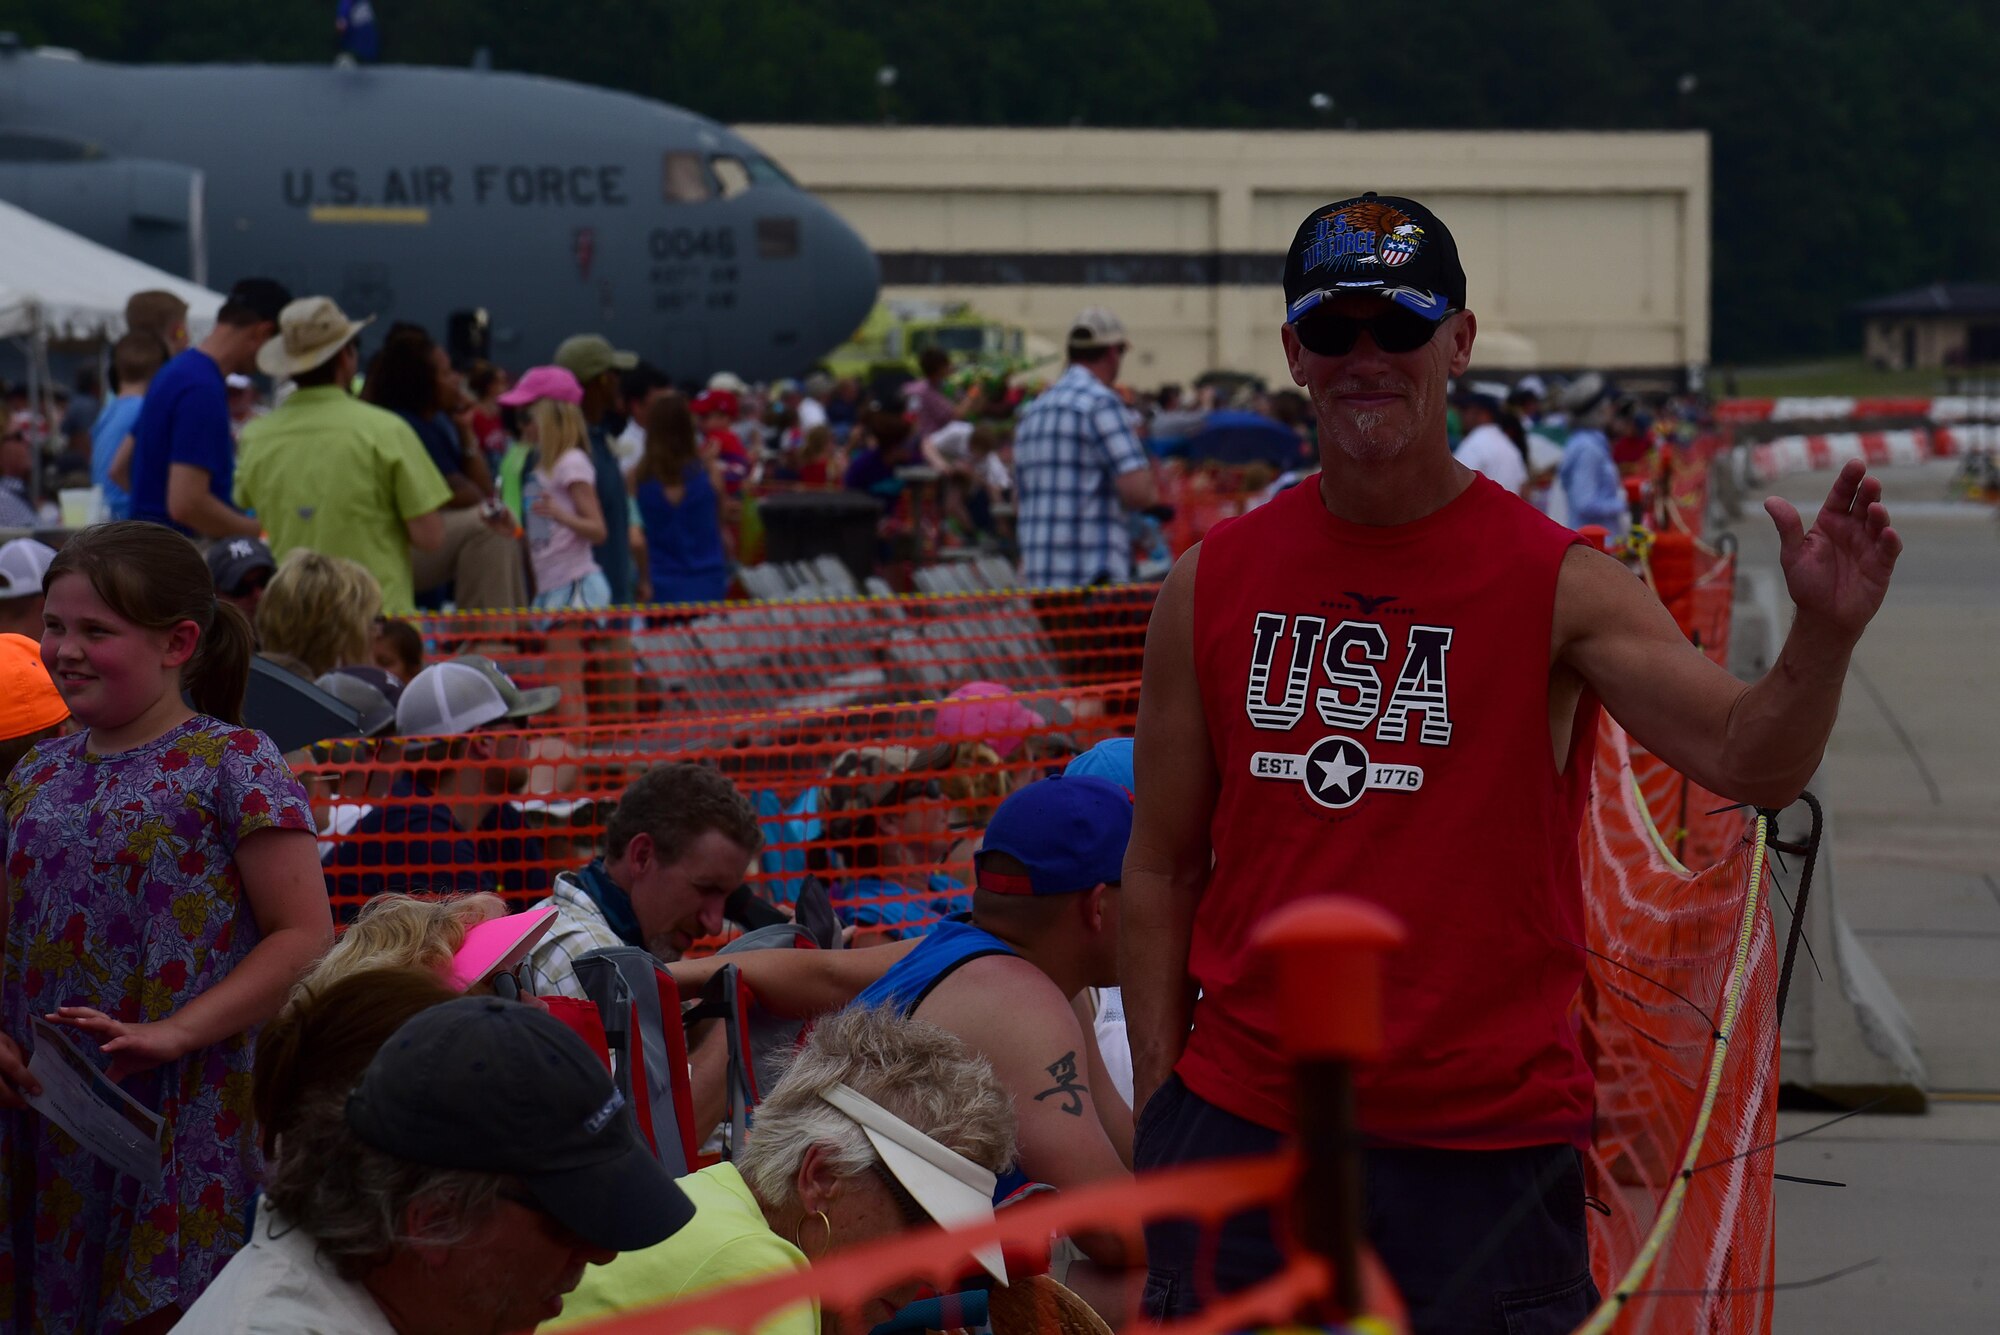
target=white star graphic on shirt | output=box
[1315,752,1362,794]
[1301,735,1371,810]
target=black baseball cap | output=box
[205,536,275,593]
[1283,193,1466,326]
[346,996,694,1252]
[223,277,294,325]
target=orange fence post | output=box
[1253,897,1406,1319]
[1648,530,1698,645]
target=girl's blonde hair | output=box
[527,398,588,468]
[256,551,383,678]
[290,892,508,1003]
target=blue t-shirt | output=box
[129,349,234,532]
[323,775,488,917]
[90,394,145,521]
[635,463,728,603]
[1559,428,1625,531]
[399,411,467,484]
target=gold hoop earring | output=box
[794,1208,833,1260]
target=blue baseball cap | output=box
[975,774,1131,896]
[1063,737,1134,792]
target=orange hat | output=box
[0,634,67,739]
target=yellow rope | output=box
[1572,814,1770,1335]
[1629,770,1694,878]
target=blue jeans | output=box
[1136,1075,1599,1335]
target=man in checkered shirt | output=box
[1013,307,1160,586]
[521,763,763,999]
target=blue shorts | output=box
[1135,1074,1599,1335]
[533,569,612,610]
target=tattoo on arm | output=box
[1034,1050,1088,1116]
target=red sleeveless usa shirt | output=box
[1181,474,1598,1148]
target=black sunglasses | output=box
[1293,305,1453,357]
[226,570,270,599]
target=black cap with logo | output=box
[346,996,695,1252]
[223,277,294,325]
[1283,193,1466,326]
[205,536,275,595]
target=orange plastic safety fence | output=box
[1157,464,1277,556]
[1575,721,1776,1334]
[408,584,1158,719]
[304,683,1138,920]
[561,708,1775,1335]
[572,1154,1407,1335]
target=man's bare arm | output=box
[1560,460,1900,809]
[403,510,446,553]
[1121,547,1217,1116]
[919,957,1137,1266]
[108,434,136,490]
[167,463,260,538]
[1073,991,1133,1169]
[1114,466,1160,512]
[664,938,917,1015]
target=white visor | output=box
[821,1083,1007,1285]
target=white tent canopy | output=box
[0,197,223,343]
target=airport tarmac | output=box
[1713,460,1999,1328]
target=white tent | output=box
[0,196,223,343]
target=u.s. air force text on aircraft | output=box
[283,165,631,209]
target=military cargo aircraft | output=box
[0,42,879,381]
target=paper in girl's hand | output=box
[22,1018,166,1187]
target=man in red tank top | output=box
[1123,194,1902,1333]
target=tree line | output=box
[5,0,1994,364]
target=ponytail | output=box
[187,597,254,725]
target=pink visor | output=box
[933,681,1043,758]
[449,907,558,992]
[498,365,584,407]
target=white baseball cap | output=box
[1066,307,1127,352]
[0,538,56,601]
[395,661,509,737]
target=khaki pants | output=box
[411,506,527,610]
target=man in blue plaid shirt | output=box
[1013,307,1159,586]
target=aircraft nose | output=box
[805,201,879,360]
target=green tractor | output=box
[825,299,1055,405]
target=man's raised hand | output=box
[1764,459,1902,640]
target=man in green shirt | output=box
[235,298,451,614]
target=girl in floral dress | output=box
[0,522,333,1332]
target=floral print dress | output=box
[0,717,312,1331]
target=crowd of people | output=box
[1,274,1717,632]
[0,186,1904,1335]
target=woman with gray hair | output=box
[555,1004,1019,1334]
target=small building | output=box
[1855,283,2000,370]
[739,125,1711,387]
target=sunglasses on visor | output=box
[1292,303,1453,357]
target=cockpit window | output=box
[709,155,753,199]
[662,151,712,203]
[746,156,795,188]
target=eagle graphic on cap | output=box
[1306,198,1420,275]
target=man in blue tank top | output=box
[669,774,1141,1270]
